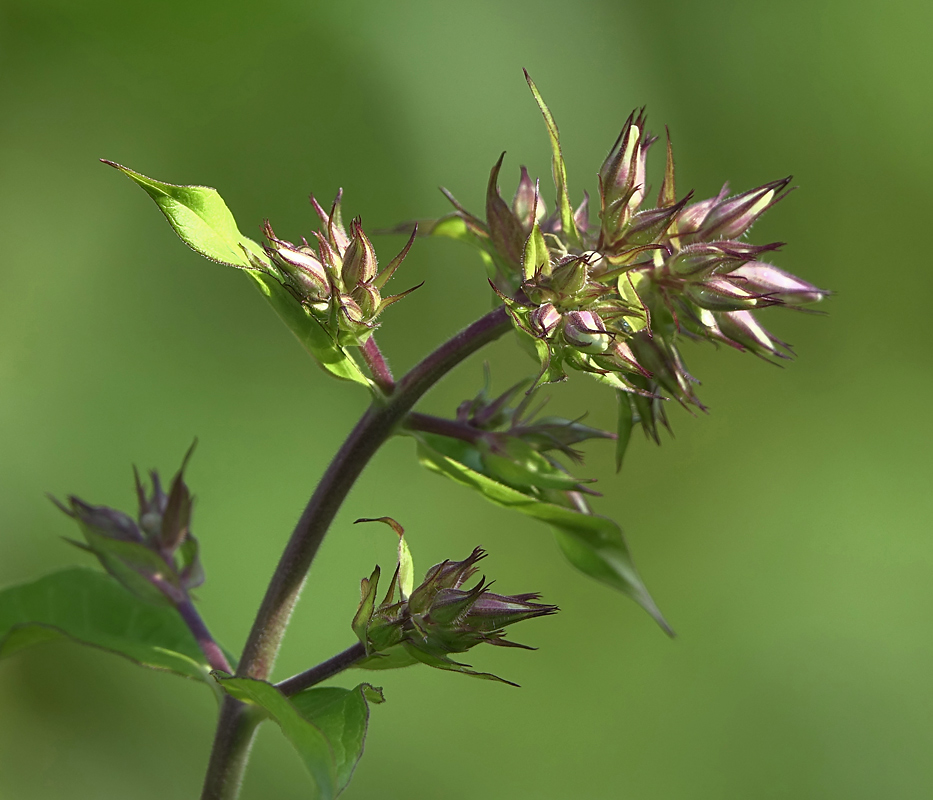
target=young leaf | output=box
[215,677,383,798]
[103,161,266,268]
[0,568,226,683]
[413,433,672,634]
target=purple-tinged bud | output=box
[550,257,588,297]
[512,166,541,231]
[529,303,561,338]
[263,222,331,302]
[562,310,612,354]
[599,110,653,213]
[684,277,774,312]
[672,185,730,242]
[715,310,793,359]
[573,192,590,234]
[338,293,367,325]
[728,262,828,305]
[62,499,143,543]
[623,196,689,246]
[668,241,778,278]
[351,282,382,319]
[702,177,791,240]
[341,218,378,288]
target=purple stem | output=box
[360,336,395,393]
[404,412,485,444]
[276,642,367,697]
[176,598,234,674]
[201,305,511,800]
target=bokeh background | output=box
[2,0,931,797]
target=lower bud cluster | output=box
[353,547,557,685]
[249,191,420,347]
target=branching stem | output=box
[276,642,367,697]
[201,305,511,799]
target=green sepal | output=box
[479,437,592,493]
[615,390,635,473]
[0,568,230,685]
[213,676,384,799]
[523,71,581,249]
[352,567,380,654]
[413,433,672,634]
[522,221,550,281]
[403,642,517,686]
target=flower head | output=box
[412,73,829,439]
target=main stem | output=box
[201,305,510,800]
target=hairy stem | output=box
[200,698,261,800]
[276,642,367,697]
[404,412,486,444]
[201,305,511,799]
[177,598,234,673]
[360,335,395,393]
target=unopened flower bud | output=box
[264,223,331,302]
[341,219,378,288]
[529,303,561,338]
[702,178,791,239]
[351,283,382,319]
[512,166,544,232]
[550,257,588,297]
[728,262,828,305]
[562,310,612,354]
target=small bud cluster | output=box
[251,191,420,347]
[52,446,203,605]
[353,547,557,685]
[422,77,829,438]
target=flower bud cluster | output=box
[353,547,557,684]
[422,78,829,437]
[52,447,203,605]
[254,191,420,347]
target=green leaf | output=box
[245,271,373,388]
[523,71,581,249]
[216,677,383,798]
[615,390,635,473]
[397,533,414,601]
[0,568,224,682]
[103,161,265,268]
[105,161,372,389]
[413,434,672,634]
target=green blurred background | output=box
[2,0,931,797]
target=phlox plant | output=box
[0,72,828,799]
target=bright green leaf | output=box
[246,272,373,388]
[215,677,383,798]
[103,161,264,268]
[522,222,550,281]
[0,568,224,682]
[397,534,414,601]
[413,434,672,634]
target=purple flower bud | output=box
[351,283,382,319]
[684,277,775,312]
[341,218,378,288]
[728,262,828,305]
[715,310,793,359]
[263,222,331,302]
[702,177,791,240]
[562,310,612,354]
[511,166,541,231]
[529,303,561,338]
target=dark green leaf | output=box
[413,434,672,634]
[0,568,223,682]
[615,390,635,472]
[215,677,383,798]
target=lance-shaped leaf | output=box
[524,70,581,249]
[0,568,230,684]
[215,676,383,799]
[413,433,671,634]
[615,390,635,472]
[103,161,266,268]
[105,162,372,389]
